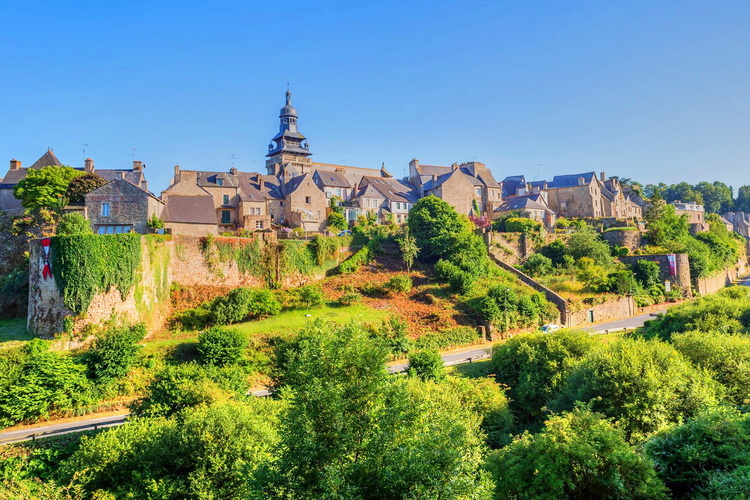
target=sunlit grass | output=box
[0,318,32,348]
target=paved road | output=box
[0,307,679,444]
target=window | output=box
[97,225,131,235]
[217,179,223,186]
[255,207,261,215]
[255,220,263,229]
[305,196,311,204]
[101,203,110,217]
[280,201,284,206]
[365,198,370,207]
[475,188,482,196]
[223,195,229,204]
[221,210,231,224]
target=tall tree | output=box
[12,165,84,212]
[694,181,733,214]
[66,173,107,203]
[663,182,703,205]
[735,185,750,212]
[397,226,419,272]
[407,195,467,262]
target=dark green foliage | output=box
[643,286,750,340]
[634,259,661,288]
[383,275,412,293]
[0,339,95,427]
[13,165,84,211]
[491,330,596,427]
[407,349,446,381]
[736,185,750,213]
[338,242,374,273]
[552,338,722,442]
[435,258,474,294]
[407,195,468,262]
[297,284,325,307]
[211,287,281,325]
[414,326,481,351]
[86,323,146,379]
[444,376,514,448]
[522,253,553,277]
[198,326,248,366]
[645,408,750,498]
[130,362,249,418]
[51,234,142,314]
[566,226,614,267]
[695,464,750,499]
[326,211,347,231]
[65,173,107,204]
[55,212,92,236]
[337,292,362,306]
[606,269,638,295]
[480,286,554,329]
[489,407,667,499]
[672,331,750,405]
[539,239,567,266]
[61,400,282,500]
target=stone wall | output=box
[695,258,748,296]
[601,229,643,251]
[486,232,526,265]
[568,295,635,327]
[619,253,693,298]
[28,237,172,338]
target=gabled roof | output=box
[162,195,217,224]
[502,175,526,197]
[548,171,597,189]
[86,177,162,203]
[359,177,419,204]
[314,170,351,188]
[29,150,62,170]
[417,164,452,176]
[312,162,383,187]
[353,183,383,200]
[96,169,146,188]
[495,194,553,213]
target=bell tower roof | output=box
[267,88,311,158]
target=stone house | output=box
[408,159,502,216]
[0,150,63,215]
[351,176,419,224]
[672,201,708,233]
[494,194,556,229]
[724,211,750,239]
[545,171,606,219]
[85,176,164,234]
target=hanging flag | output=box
[41,238,52,279]
[667,254,677,276]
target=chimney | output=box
[174,165,181,183]
[600,171,606,181]
[118,171,125,180]
[133,161,143,172]
[9,159,21,171]
[230,167,238,175]
[432,173,437,183]
[578,177,585,186]
[451,163,459,172]
[257,173,265,193]
[84,158,94,173]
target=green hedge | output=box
[414,326,482,351]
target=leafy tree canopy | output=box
[65,172,107,204]
[13,165,84,212]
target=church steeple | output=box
[267,88,311,158]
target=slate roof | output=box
[29,150,62,170]
[1,150,65,186]
[314,170,351,188]
[359,177,419,204]
[96,169,147,189]
[502,175,526,197]
[495,194,552,213]
[548,171,597,189]
[313,162,383,187]
[162,196,217,224]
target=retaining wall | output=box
[619,253,693,298]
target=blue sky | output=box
[2,0,749,194]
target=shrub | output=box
[407,350,446,381]
[339,245,373,273]
[634,259,661,288]
[504,217,543,234]
[337,292,362,306]
[56,212,92,236]
[326,212,348,231]
[384,275,412,293]
[522,253,553,277]
[435,259,474,294]
[246,289,281,318]
[86,323,146,380]
[370,315,412,357]
[297,285,325,308]
[211,288,280,325]
[197,326,247,366]
[443,376,514,448]
[489,407,667,499]
[414,326,480,351]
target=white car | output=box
[540,324,561,333]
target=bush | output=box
[211,288,280,325]
[198,326,247,366]
[645,408,750,497]
[443,376,514,448]
[414,326,480,351]
[384,275,412,293]
[370,315,412,357]
[552,338,723,442]
[491,330,596,427]
[435,259,474,294]
[339,244,373,273]
[489,407,667,499]
[297,285,325,308]
[634,259,661,288]
[86,323,146,379]
[326,212,348,231]
[246,289,281,318]
[56,212,92,236]
[521,253,553,277]
[407,350,445,381]
[337,292,362,306]
[504,217,543,234]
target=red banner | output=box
[41,238,52,279]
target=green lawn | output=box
[0,318,32,348]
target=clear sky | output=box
[2,0,749,194]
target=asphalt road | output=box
[0,305,697,445]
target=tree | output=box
[736,185,750,213]
[148,214,165,230]
[645,201,689,248]
[397,226,419,272]
[644,408,750,498]
[633,259,661,288]
[694,181,734,214]
[13,165,84,212]
[86,323,146,379]
[551,338,723,442]
[663,182,703,205]
[566,225,613,267]
[65,173,106,204]
[491,330,596,427]
[489,407,667,500]
[326,211,347,231]
[522,253,553,277]
[407,196,467,262]
[263,321,492,498]
[55,212,92,235]
[197,326,247,366]
[407,349,446,381]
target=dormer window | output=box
[223,195,229,204]
[217,179,223,186]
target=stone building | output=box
[541,171,642,220]
[408,159,502,216]
[672,201,709,233]
[85,176,163,234]
[351,176,419,224]
[724,211,750,239]
[494,194,556,228]
[0,150,63,215]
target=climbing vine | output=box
[51,234,142,314]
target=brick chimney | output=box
[84,158,95,173]
[118,171,125,180]
[578,177,585,186]
[230,167,238,175]
[451,163,459,172]
[133,161,143,172]
[258,173,265,193]
[173,165,181,183]
[9,159,21,170]
[600,171,606,181]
